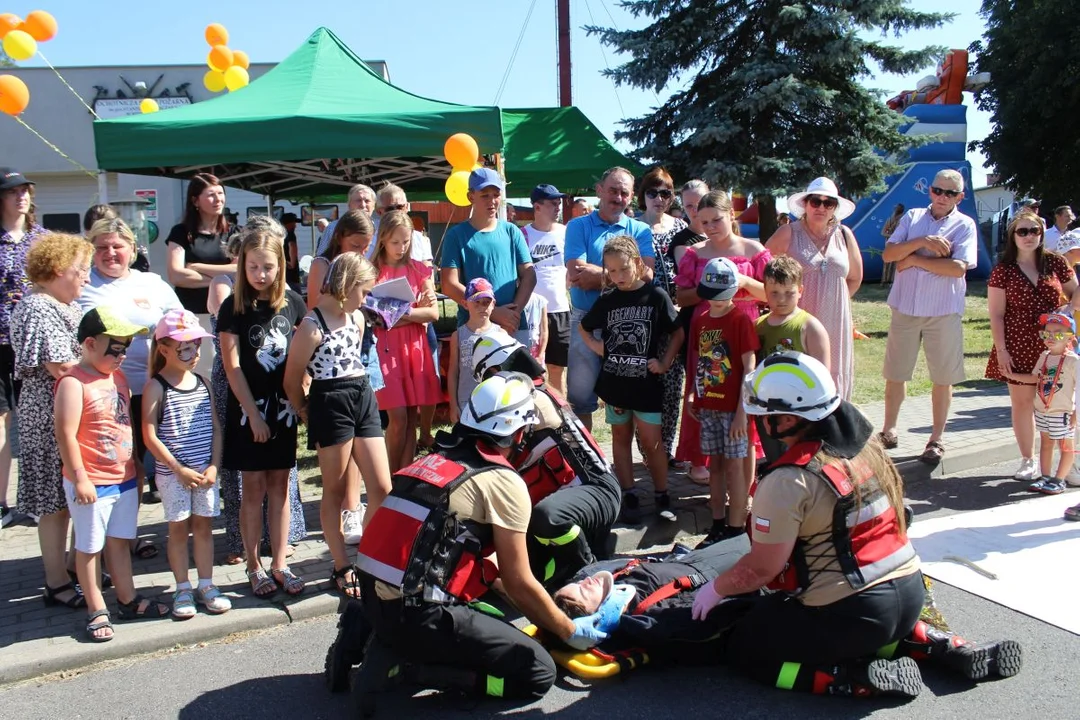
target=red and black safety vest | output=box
[511,380,611,506]
[356,440,515,605]
[754,441,916,595]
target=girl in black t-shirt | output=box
[217,221,306,599]
[580,235,683,520]
[165,173,237,314]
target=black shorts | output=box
[545,311,570,367]
[0,344,20,414]
[307,375,383,450]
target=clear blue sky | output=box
[16,0,992,187]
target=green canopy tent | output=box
[500,107,643,196]
[92,27,503,198]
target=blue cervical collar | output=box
[592,584,636,634]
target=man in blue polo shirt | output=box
[565,166,655,429]
[441,168,536,343]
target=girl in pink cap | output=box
[142,309,232,619]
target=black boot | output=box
[352,636,404,718]
[807,660,924,699]
[813,658,923,699]
[901,620,1023,680]
[325,600,371,692]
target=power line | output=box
[597,0,662,105]
[582,0,625,117]
[494,0,540,105]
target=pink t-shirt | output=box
[675,245,772,321]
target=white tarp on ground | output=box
[908,493,1080,635]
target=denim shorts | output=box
[567,308,601,415]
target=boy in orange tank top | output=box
[55,307,169,642]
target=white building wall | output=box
[974,186,1015,224]
[2,60,388,270]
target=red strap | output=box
[631,576,694,616]
[612,558,642,580]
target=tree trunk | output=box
[756,195,778,243]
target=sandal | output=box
[224,552,246,565]
[131,538,159,560]
[85,609,114,643]
[330,565,361,599]
[1064,504,1080,522]
[248,569,277,598]
[43,581,86,609]
[69,569,113,590]
[271,567,305,596]
[919,440,945,465]
[877,431,899,450]
[116,594,171,621]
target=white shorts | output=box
[1034,410,1074,441]
[157,469,221,523]
[63,478,139,554]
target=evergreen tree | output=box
[588,1,952,234]
[969,0,1079,204]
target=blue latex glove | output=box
[566,615,609,650]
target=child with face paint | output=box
[142,309,232,619]
[55,306,170,642]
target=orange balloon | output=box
[21,10,57,42]
[0,74,30,116]
[207,45,234,73]
[444,133,479,171]
[205,23,228,47]
[231,50,250,70]
[0,13,21,39]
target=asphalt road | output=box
[3,459,1078,720]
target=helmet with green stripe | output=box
[471,330,524,381]
[744,352,839,422]
[459,371,538,446]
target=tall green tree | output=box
[588,1,952,235]
[969,0,1079,205]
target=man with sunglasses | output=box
[374,183,434,265]
[879,169,978,464]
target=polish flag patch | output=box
[754,517,771,534]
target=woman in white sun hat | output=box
[766,177,863,400]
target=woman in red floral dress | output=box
[987,211,1080,481]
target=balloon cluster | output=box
[0,10,57,116]
[443,133,481,207]
[201,23,249,95]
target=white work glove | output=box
[691,581,724,621]
[566,615,609,650]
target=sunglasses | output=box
[1039,330,1074,341]
[806,195,838,210]
[645,188,673,200]
[1015,227,1043,238]
[930,186,962,198]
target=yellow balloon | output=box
[445,170,471,207]
[224,65,249,92]
[203,70,226,93]
[2,29,36,61]
[140,98,159,114]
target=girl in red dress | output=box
[371,211,441,471]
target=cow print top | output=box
[304,308,367,381]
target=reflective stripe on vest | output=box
[757,440,915,594]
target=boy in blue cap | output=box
[440,168,536,345]
[1003,311,1078,496]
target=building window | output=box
[42,214,82,233]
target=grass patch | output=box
[851,281,994,406]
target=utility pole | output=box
[557,0,571,107]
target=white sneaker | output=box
[342,507,364,545]
[1067,465,1080,488]
[1013,458,1039,481]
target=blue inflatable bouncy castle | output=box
[846,103,991,282]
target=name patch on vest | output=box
[398,454,467,489]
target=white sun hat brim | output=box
[789,177,857,221]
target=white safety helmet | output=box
[471,330,524,381]
[743,352,840,422]
[459,371,538,444]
